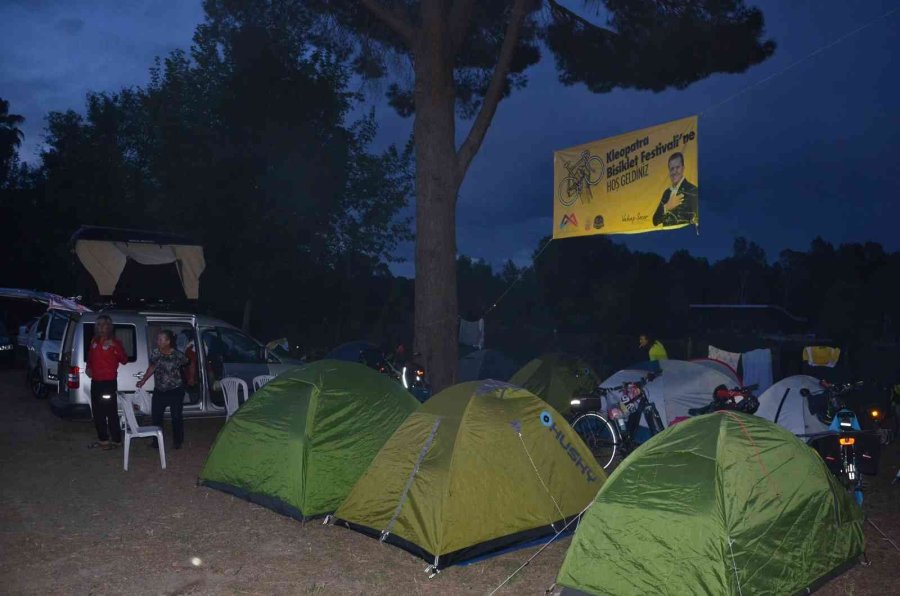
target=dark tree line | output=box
[1,22,414,349]
[457,235,900,368]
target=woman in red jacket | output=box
[86,315,128,450]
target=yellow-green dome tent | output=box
[332,380,605,570]
[200,360,418,520]
[509,353,599,415]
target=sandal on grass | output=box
[88,441,104,449]
[102,442,120,451]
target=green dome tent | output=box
[199,360,418,520]
[333,380,605,570]
[556,412,864,595]
[509,353,599,415]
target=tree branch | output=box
[359,0,416,45]
[546,0,617,36]
[456,0,529,179]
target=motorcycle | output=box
[363,344,432,403]
[803,381,881,506]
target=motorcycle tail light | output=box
[839,437,856,446]
[870,409,880,419]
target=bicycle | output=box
[569,371,664,470]
[804,381,880,505]
[557,150,604,207]
[688,384,760,416]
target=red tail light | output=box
[67,366,80,389]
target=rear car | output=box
[22,310,72,398]
[0,321,14,367]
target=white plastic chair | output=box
[117,394,166,471]
[252,374,276,392]
[220,377,249,419]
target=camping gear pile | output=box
[598,359,741,428]
[198,354,872,593]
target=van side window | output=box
[82,323,138,363]
[217,327,266,364]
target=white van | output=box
[51,309,299,418]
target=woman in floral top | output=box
[137,329,189,449]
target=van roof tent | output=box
[71,225,199,246]
[71,226,205,301]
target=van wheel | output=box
[30,368,48,399]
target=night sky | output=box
[2,1,898,278]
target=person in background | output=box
[639,333,669,361]
[137,329,189,449]
[86,314,128,450]
[180,329,199,403]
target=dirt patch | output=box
[0,370,897,595]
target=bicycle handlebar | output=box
[590,371,661,397]
[800,381,864,399]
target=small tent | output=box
[599,359,738,427]
[755,374,829,436]
[199,360,418,520]
[691,357,741,385]
[457,349,518,382]
[557,412,864,595]
[332,380,605,570]
[324,340,383,367]
[508,353,599,415]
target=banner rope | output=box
[700,5,899,117]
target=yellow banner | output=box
[553,116,698,237]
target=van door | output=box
[27,313,49,371]
[198,325,268,413]
[144,316,201,413]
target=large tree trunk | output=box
[411,13,460,392]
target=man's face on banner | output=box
[668,155,684,186]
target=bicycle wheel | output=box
[571,412,618,470]
[586,155,605,185]
[558,176,579,207]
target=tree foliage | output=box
[0,25,413,347]
[278,0,776,389]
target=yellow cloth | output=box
[803,346,840,367]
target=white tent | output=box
[755,375,828,436]
[599,359,738,427]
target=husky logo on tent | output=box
[559,213,578,229]
[540,411,599,483]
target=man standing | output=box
[652,152,698,227]
[86,315,128,450]
[639,333,668,362]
